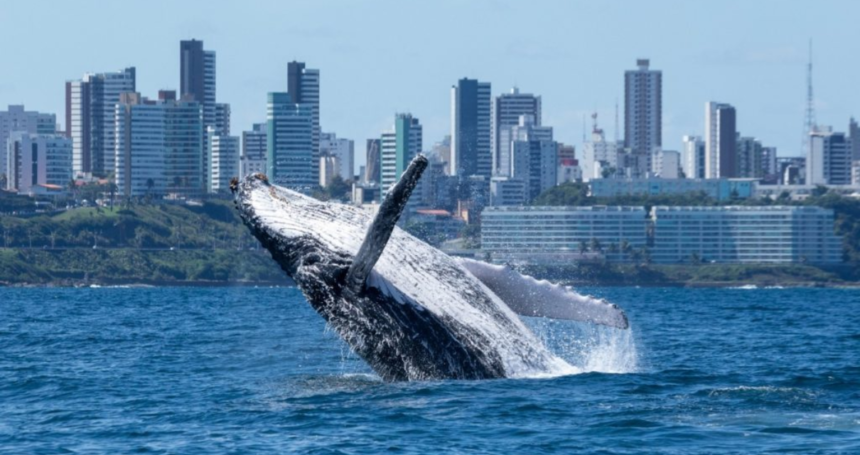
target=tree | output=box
[578,240,588,255]
[589,238,603,254]
[620,239,632,262]
[689,252,701,265]
[812,185,829,198]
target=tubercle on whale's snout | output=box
[231,173,270,195]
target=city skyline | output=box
[3,1,860,172]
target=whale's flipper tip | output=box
[346,155,428,292]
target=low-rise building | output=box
[5,133,72,194]
[590,178,755,200]
[481,206,649,264]
[651,206,842,264]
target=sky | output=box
[2,0,860,171]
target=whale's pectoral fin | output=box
[456,258,630,330]
[346,154,429,293]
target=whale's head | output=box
[230,173,358,280]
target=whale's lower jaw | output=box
[234,188,505,381]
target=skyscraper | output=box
[492,87,541,175]
[266,92,315,190]
[66,67,136,177]
[114,91,204,198]
[808,126,852,185]
[208,127,239,193]
[240,123,267,178]
[624,59,662,174]
[380,114,422,194]
[450,78,491,178]
[736,135,763,179]
[180,40,216,129]
[681,135,705,179]
[320,132,354,181]
[705,102,737,178]
[0,105,56,179]
[497,114,552,177]
[287,61,321,183]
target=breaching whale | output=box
[231,155,628,381]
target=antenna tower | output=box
[802,39,816,154]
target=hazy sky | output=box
[2,0,859,170]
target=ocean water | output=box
[1,286,858,454]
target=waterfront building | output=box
[287,61,321,182]
[589,177,755,200]
[492,87,541,175]
[651,206,842,264]
[705,102,737,178]
[320,132,354,181]
[681,135,705,179]
[807,126,852,185]
[481,206,649,264]
[0,105,56,179]
[240,123,267,178]
[5,133,71,194]
[380,113,422,195]
[66,67,136,177]
[624,59,662,177]
[208,128,239,194]
[451,78,491,178]
[266,92,314,190]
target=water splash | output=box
[524,317,640,375]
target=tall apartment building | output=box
[450,78,491,178]
[705,102,737,178]
[208,127,239,193]
[215,103,231,135]
[652,150,680,179]
[320,132,354,181]
[581,126,620,182]
[624,59,662,176]
[266,92,315,190]
[5,133,71,193]
[511,140,558,201]
[651,206,841,264]
[497,114,552,177]
[380,113,422,194]
[0,105,56,178]
[66,67,136,177]
[681,135,705,179]
[180,40,216,129]
[492,87,541,175]
[240,123,267,178]
[850,117,860,161]
[761,146,778,182]
[807,126,852,185]
[287,61,321,183]
[114,91,204,198]
[736,135,763,179]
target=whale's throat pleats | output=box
[345,155,428,293]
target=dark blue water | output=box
[1,286,859,454]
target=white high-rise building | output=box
[208,127,239,194]
[266,92,315,190]
[681,135,705,179]
[66,67,136,177]
[319,154,340,187]
[5,133,71,193]
[624,59,662,175]
[497,114,552,177]
[0,105,56,179]
[380,114,422,195]
[492,87,541,175]
[581,127,620,181]
[287,62,321,184]
[705,102,737,178]
[240,123,267,178]
[450,78,491,177]
[115,92,204,198]
[652,150,680,179]
[808,126,852,185]
[320,132,355,181]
